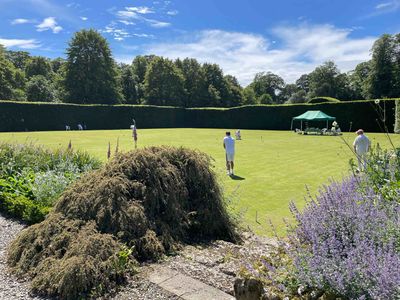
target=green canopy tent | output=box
[291,110,336,131]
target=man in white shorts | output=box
[223,131,235,175]
[353,129,371,172]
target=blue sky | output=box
[0,0,399,85]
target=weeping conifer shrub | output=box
[7,146,238,299]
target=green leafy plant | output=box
[116,245,137,274]
[0,142,100,223]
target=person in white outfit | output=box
[353,129,371,171]
[223,131,235,175]
[235,129,241,140]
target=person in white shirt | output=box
[223,131,235,175]
[353,129,371,172]
[235,129,241,140]
[130,124,137,148]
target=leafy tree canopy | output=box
[64,29,122,104]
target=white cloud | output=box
[11,18,33,25]
[146,19,171,28]
[116,6,171,28]
[80,16,88,21]
[376,2,392,9]
[102,23,132,41]
[272,24,374,63]
[66,2,80,8]
[36,17,62,33]
[117,10,139,19]
[27,0,77,24]
[166,10,178,16]
[119,20,135,25]
[143,24,376,85]
[375,0,400,10]
[133,33,154,38]
[0,38,41,49]
[362,0,400,17]
[126,6,154,14]
[103,22,154,41]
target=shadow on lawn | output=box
[230,174,245,180]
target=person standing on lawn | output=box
[130,119,138,149]
[223,131,235,175]
[353,129,371,172]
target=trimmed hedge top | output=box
[307,97,341,104]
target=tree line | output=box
[0,30,399,107]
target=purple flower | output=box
[288,177,400,299]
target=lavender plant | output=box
[288,177,400,299]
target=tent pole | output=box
[291,119,293,130]
[326,120,328,129]
[301,120,303,131]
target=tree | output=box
[52,64,67,102]
[5,50,31,70]
[13,69,26,90]
[242,86,257,105]
[144,56,186,106]
[393,33,400,97]
[249,72,285,103]
[11,89,26,101]
[223,75,244,107]
[348,61,371,99]
[258,93,273,104]
[296,74,310,93]
[367,34,395,99]
[279,83,298,103]
[287,90,308,104]
[64,29,122,104]
[120,65,139,104]
[25,56,53,79]
[203,63,230,106]
[51,57,66,73]
[132,55,156,102]
[0,45,17,100]
[132,55,156,84]
[26,75,54,102]
[175,58,208,107]
[307,61,351,100]
[206,85,221,106]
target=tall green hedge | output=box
[0,99,397,132]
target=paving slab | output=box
[148,266,235,300]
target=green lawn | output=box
[1,128,399,235]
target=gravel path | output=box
[0,213,44,300]
[155,233,278,296]
[0,212,277,299]
[113,233,277,298]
